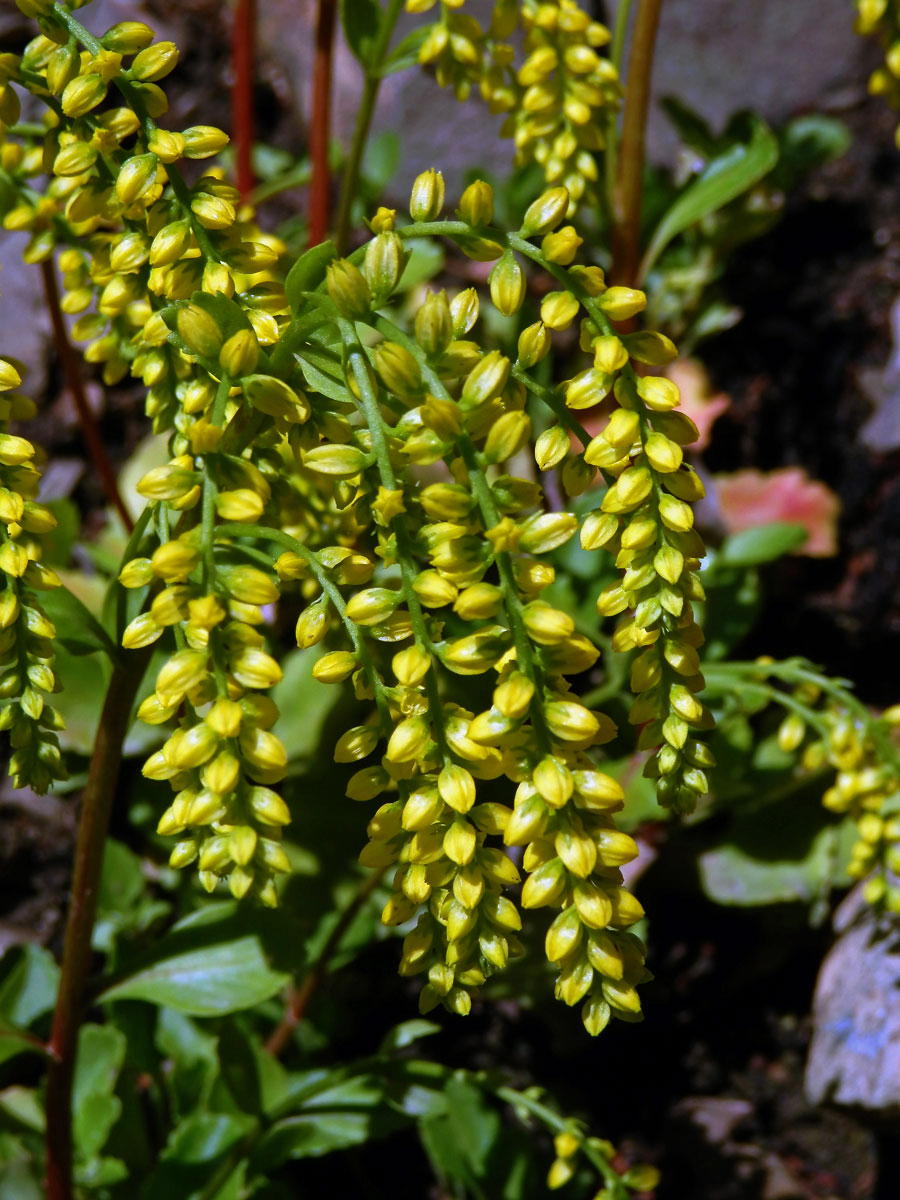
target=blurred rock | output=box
[806,886,900,1119]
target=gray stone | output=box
[805,886,900,1118]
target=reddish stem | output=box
[610,0,663,290]
[39,261,134,533]
[265,866,386,1057]
[44,654,150,1200]
[308,0,337,246]
[232,0,256,200]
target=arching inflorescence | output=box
[410,0,621,215]
[0,0,715,1031]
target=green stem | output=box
[510,365,593,451]
[495,1086,628,1197]
[370,312,552,752]
[333,0,405,254]
[215,522,391,729]
[704,660,900,775]
[336,319,448,754]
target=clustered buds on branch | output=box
[411,0,620,215]
[1,0,716,1031]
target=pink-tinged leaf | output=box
[714,467,840,557]
[665,358,730,451]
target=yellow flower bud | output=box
[61,74,108,118]
[663,464,705,501]
[182,125,230,158]
[517,321,551,368]
[636,375,680,411]
[483,409,531,463]
[334,724,380,763]
[534,425,570,471]
[601,465,653,513]
[459,179,494,227]
[461,350,510,408]
[644,431,683,473]
[122,613,164,649]
[150,540,199,582]
[523,601,574,645]
[566,368,612,410]
[544,700,601,743]
[443,817,477,865]
[489,251,526,316]
[386,714,430,765]
[622,329,678,365]
[540,290,580,330]
[519,511,577,554]
[296,600,328,648]
[593,335,629,373]
[597,286,647,321]
[521,187,569,235]
[494,670,535,719]
[219,329,259,378]
[215,489,264,522]
[302,443,370,477]
[372,342,422,399]
[364,231,405,301]
[369,206,396,233]
[102,21,154,52]
[345,587,399,625]
[409,168,445,221]
[326,258,372,320]
[533,756,574,807]
[438,763,476,813]
[191,193,236,229]
[0,359,22,391]
[573,883,613,931]
[545,906,583,963]
[232,648,283,689]
[541,225,583,265]
[414,290,454,357]
[131,40,179,82]
[0,434,35,466]
[115,153,159,206]
[313,650,357,683]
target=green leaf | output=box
[143,1112,256,1200]
[660,95,718,158]
[285,241,336,312]
[271,649,341,761]
[339,0,383,67]
[382,27,430,75]
[776,114,850,187]
[718,522,809,567]
[0,944,59,1028]
[698,801,855,907]
[420,1075,501,1197]
[640,118,779,279]
[73,1024,126,1160]
[40,575,117,658]
[250,1075,408,1169]
[99,904,295,1016]
[362,131,401,190]
[379,1019,441,1055]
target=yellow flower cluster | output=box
[410,0,620,214]
[855,0,900,147]
[0,3,322,898]
[0,347,65,793]
[777,686,900,909]
[1,6,284,422]
[2,0,714,1026]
